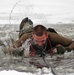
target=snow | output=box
[0,70,36,75]
[0,69,53,75]
[0,0,74,24]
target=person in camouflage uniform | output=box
[12,24,74,57]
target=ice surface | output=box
[0,24,74,75]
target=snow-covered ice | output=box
[0,70,53,75]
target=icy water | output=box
[0,24,74,75]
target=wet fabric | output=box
[30,36,67,56]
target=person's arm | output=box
[48,32,74,51]
[13,33,31,47]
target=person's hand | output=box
[65,47,71,52]
[12,42,19,48]
[53,45,66,54]
[55,45,72,54]
[11,47,24,56]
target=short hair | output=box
[33,25,47,36]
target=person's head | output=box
[32,25,47,46]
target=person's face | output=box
[32,34,47,46]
